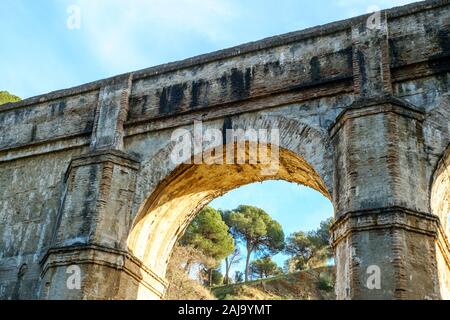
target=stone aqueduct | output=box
[0,0,449,300]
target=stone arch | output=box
[125,115,334,298]
[129,115,333,222]
[431,144,450,239]
[430,144,450,299]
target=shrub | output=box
[0,91,21,105]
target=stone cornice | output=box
[328,95,425,138]
[330,206,450,264]
[40,244,168,299]
[66,150,141,179]
[332,206,434,241]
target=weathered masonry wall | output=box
[0,0,449,300]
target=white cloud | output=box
[74,0,238,72]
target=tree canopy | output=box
[250,256,281,280]
[181,206,235,263]
[315,217,334,252]
[285,217,334,271]
[226,205,284,281]
[234,271,244,283]
[172,203,333,292]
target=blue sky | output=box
[210,181,333,275]
[1,0,415,99]
[210,181,332,236]
[1,0,417,277]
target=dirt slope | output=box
[213,267,335,300]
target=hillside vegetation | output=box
[165,205,335,300]
[0,91,21,105]
[213,266,335,300]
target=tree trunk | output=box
[208,268,213,287]
[245,244,252,282]
[184,259,192,273]
[224,257,230,285]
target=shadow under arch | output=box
[125,115,334,298]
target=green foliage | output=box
[284,218,334,271]
[210,269,224,286]
[201,267,225,287]
[285,231,315,270]
[181,206,235,264]
[250,256,281,280]
[223,247,241,285]
[226,205,285,281]
[227,206,285,253]
[220,209,232,225]
[234,271,244,283]
[317,273,334,292]
[0,91,21,105]
[315,217,334,257]
[220,210,242,285]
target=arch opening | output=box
[430,145,450,299]
[431,147,450,238]
[127,143,332,294]
[125,112,335,299]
